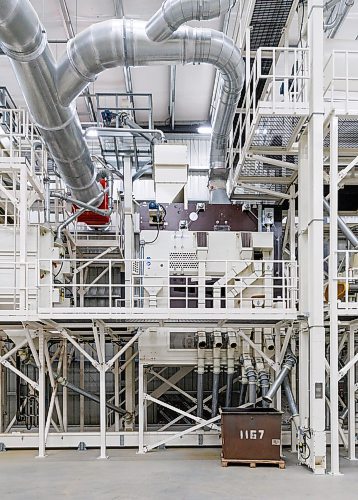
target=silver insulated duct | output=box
[146,0,242,203]
[0,0,244,205]
[57,21,244,203]
[0,0,102,205]
[146,0,237,41]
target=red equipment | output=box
[74,178,110,227]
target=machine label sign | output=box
[239,429,264,440]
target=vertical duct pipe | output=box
[259,371,270,408]
[196,331,206,418]
[211,331,222,417]
[146,1,241,203]
[246,365,257,407]
[225,331,237,407]
[238,366,247,406]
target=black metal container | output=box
[221,407,283,462]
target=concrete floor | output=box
[0,448,357,500]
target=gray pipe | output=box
[55,188,109,242]
[146,0,237,42]
[339,406,349,422]
[0,0,102,205]
[282,376,300,430]
[238,379,247,406]
[225,372,234,407]
[211,372,220,417]
[56,375,127,417]
[259,371,270,408]
[263,352,297,404]
[325,0,353,35]
[52,191,112,218]
[56,20,244,203]
[197,372,204,418]
[121,114,164,145]
[247,368,257,407]
[323,199,358,248]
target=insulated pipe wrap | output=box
[57,19,244,199]
[146,0,237,42]
[1,0,243,205]
[0,0,44,59]
[0,0,102,205]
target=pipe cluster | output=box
[0,0,244,204]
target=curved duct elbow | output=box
[1,0,243,207]
[0,0,102,205]
[57,20,244,204]
[145,1,243,202]
[146,0,237,42]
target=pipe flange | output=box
[1,29,47,62]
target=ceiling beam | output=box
[58,0,75,38]
[169,66,176,130]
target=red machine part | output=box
[74,178,110,227]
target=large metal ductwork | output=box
[0,0,244,206]
[146,0,242,203]
[146,0,237,42]
[56,20,244,204]
[0,0,102,205]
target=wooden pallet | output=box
[221,457,285,469]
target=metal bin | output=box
[221,407,283,462]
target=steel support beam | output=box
[329,115,341,475]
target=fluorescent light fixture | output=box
[197,126,212,135]
[85,128,99,138]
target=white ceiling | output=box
[2,1,357,129]
[0,0,225,126]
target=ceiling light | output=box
[197,126,212,135]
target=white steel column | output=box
[19,163,27,310]
[348,324,357,460]
[329,115,341,474]
[98,325,108,459]
[298,134,310,438]
[114,345,120,432]
[62,340,68,432]
[0,340,4,433]
[124,156,133,307]
[298,0,326,474]
[138,361,145,454]
[79,345,85,432]
[37,330,46,458]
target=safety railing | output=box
[324,50,358,113]
[0,258,299,315]
[331,250,358,311]
[229,46,310,170]
[0,261,38,311]
[0,107,47,180]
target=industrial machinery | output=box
[0,0,356,478]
